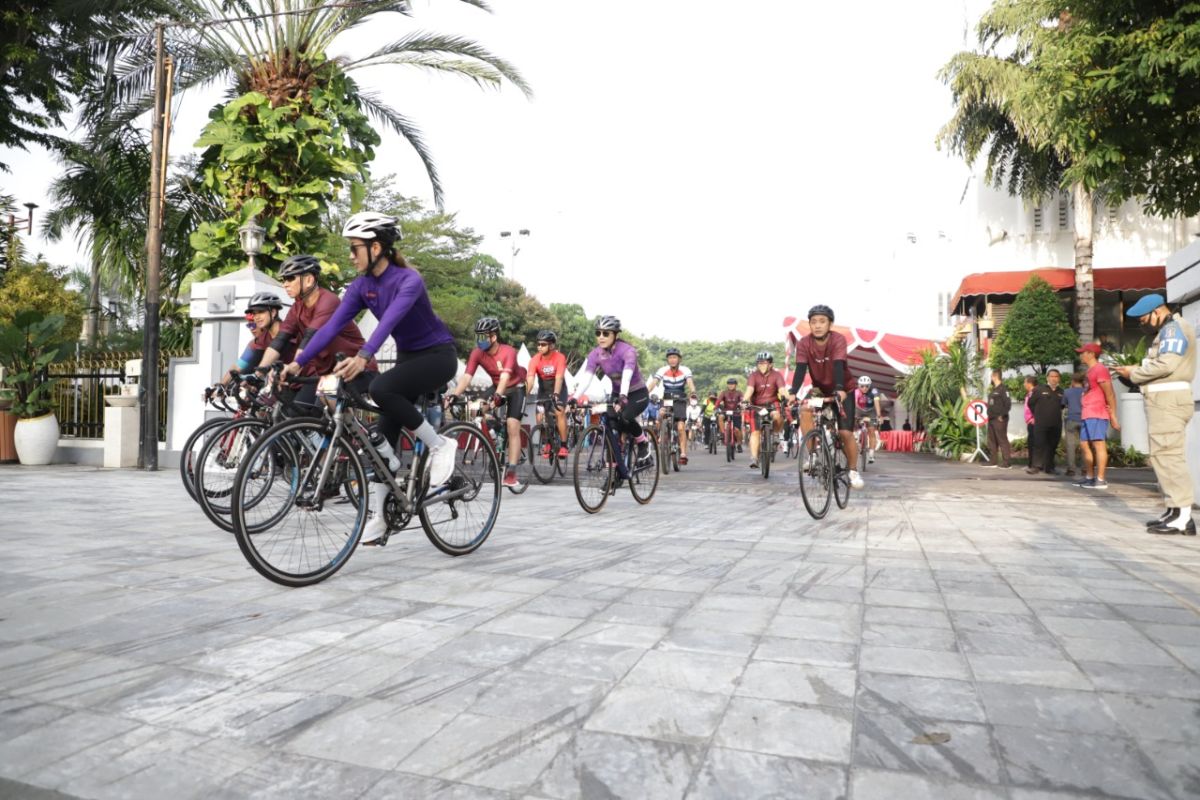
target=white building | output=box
[1165,241,1200,507]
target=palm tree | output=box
[94,0,531,211]
[938,4,1099,343]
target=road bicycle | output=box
[719,408,739,463]
[798,395,853,520]
[529,397,572,484]
[747,403,778,479]
[657,401,681,474]
[704,415,718,455]
[458,394,531,493]
[572,399,659,513]
[229,367,501,586]
[856,414,874,473]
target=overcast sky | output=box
[1,0,990,343]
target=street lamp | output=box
[238,216,266,270]
[3,202,38,273]
[498,228,530,280]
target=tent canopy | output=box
[950,266,1165,315]
[781,318,944,395]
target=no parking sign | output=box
[964,399,988,427]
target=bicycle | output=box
[798,395,852,519]
[720,408,738,463]
[459,394,531,493]
[856,414,873,473]
[657,402,680,474]
[529,397,569,484]
[179,382,238,502]
[229,369,501,587]
[572,398,659,513]
[747,403,777,479]
[705,414,718,455]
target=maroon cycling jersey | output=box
[465,343,527,387]
[278,288,375,377]
[747,368,786,406]
[719,389,742,411]
[794,332,852,394]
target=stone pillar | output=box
[104,405,140,468]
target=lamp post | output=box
[3,202,37,274]
[238,216,266,270]
[498,228,530,281]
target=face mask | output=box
[476,338,491,350]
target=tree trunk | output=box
[87,245,101,347]
[1072,182,1095,344]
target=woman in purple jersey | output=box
[569,315,652,473]
[282,211,457,545]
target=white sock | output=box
[1169,509,1193,529]
[414,420,442,449]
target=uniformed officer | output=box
[1115,293,1197,535]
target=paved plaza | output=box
[1,450,1199,799]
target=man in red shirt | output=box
[449,317,528,487]
[719,377,744,453]
[525,329,570,459]
[788,304,864,489]
[258,255,378,407]
[743,351,787,470]
[1075,343,1121,489]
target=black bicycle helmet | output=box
[807,304,835,323]
[278,254,321,279]
[536,329,557,344]
[474,316,501,335]
[245,291,284,312]
[596,315,621,332]
[726,378,737,385]
[756,351,773,362]
[665,347,682,358]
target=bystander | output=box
[984,369,1012,469]
[1076,344,1120,490]
[1062,373,1084,477]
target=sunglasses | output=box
[595,330,615,337]
[281,275,299,283]
[536,342,551,347]
[349,243,369,254]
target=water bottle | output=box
[367,423,401,477]
[425,393,444,429]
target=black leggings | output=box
[369,344,458,445]
[606,387,649,438]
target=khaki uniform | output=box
[1130,313,1197,509]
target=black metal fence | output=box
[49,350,185,440]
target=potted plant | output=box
[0,311,73,465]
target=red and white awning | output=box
[950,265,1165,315]
[781,317,944,395]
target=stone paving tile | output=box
[533,730,699,799]
[976,682,1122,736]
[853,711,1004,785]
[714,697,853,764]
[850,767,1009,799]
[735,661,855,709]
[859,645,971,680]
[584,684,727,745]
[688,747,848,800]
[861,622,959,651]
[857,674,988,723]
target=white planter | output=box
[1117,392,1150,454]
[14,413,59,465]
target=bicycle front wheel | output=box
[529,423,556,484]
[574,424,614,514]
[195,417,271,533]
[798,429,832,520]
[180,415,232,502]
[629,430,659,504]
[231,418,367,587]
[858,427,869,473]
[420,422,501,556]
[834,441,852,509]
[761,426,772,479]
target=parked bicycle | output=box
[572,398,659,513]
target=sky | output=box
[0,0,991,344]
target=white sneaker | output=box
[361,489,389,545]
[848,469,864,490]
[867,452,875,464]
[427,435,458,486]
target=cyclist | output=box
[853,375,884,464]
[258,254,378,407]
[225,291,288,384]
[743,351,788,470]
[719,377,744,452]
[569,316,652,478]
[788,304,864,490]
[686,393,702,445]
[702,393,718,446]
[282,211,459,545]
[647,348,697,466]
[448,317,528,489]
[525,329,570,460]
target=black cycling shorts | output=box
[503,386,526,421]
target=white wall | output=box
[1166,239,1200,508]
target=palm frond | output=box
[342,32,532,97]
[355,90,444,210]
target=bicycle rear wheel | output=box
[799,430,831,519]
[420,422,501,556]
[574,424,613,514]
[834,441,851,509]
[858,426,869,473]
[761,426,772,479]
[726,422,735,462]
[629,430,659,504]
[180,415,232,502]
[231,418,367,587]
[195,417,271,533]
[529,423,556,484]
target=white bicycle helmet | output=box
[857,376,872,389]
[342,211,401,242]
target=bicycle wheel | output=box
[574,424,613,514]
[629,430,659,504]
[834,440,852,509]
[858,426,869,473]
[529,423,556,484]
[726,422,735,462]
[195,417,272,533]
[761,425,772,479]
[231,417,367,587]
[671,427,680,472]
[180,415,233,502]
[708,426,717,454]
[798,430,832,519]
[420,422,501,556]
[659,422,671,475]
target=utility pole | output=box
[139,22,166,470]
